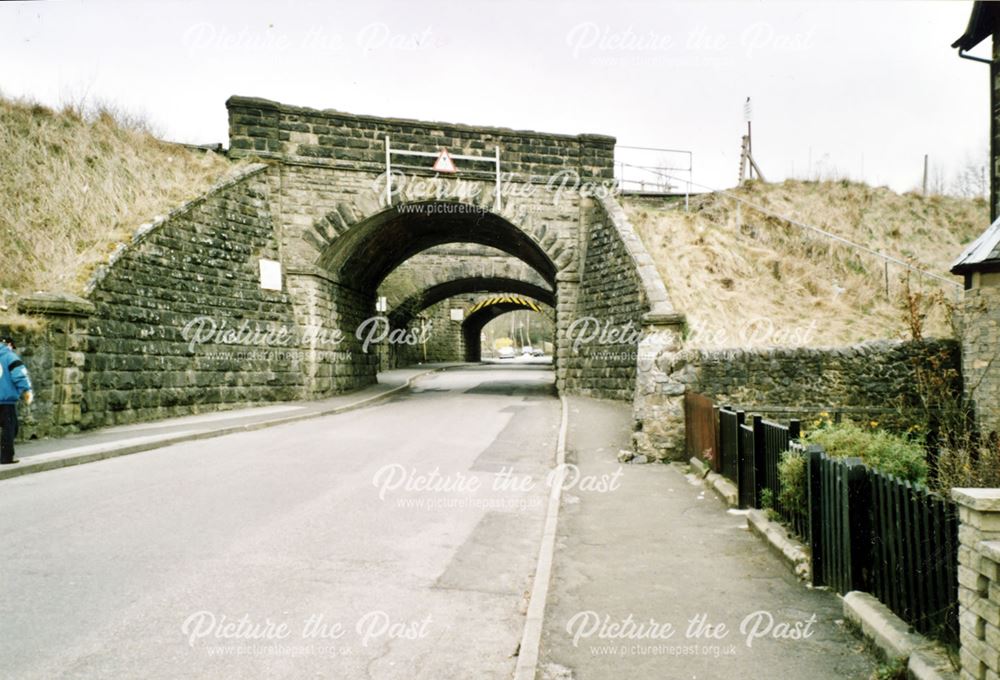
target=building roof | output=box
[953,215,1000,274]
[953,1,1000,52]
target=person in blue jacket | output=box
[0,335,33,465]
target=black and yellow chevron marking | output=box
[467,295,542,315]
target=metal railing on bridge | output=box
[614,145,693,209]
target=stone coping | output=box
[842,591,958,680]
[980,540,1000,563]
[953,488,1000,512]
[17,292,95,317]
[597,194,678,319]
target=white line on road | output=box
[513,393,569,680]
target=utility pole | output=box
[738,97,765,185]
[745,97,753,180]
[922,154,929,196]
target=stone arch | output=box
[313,200,565,288]
[378,245,552,313]
[389,277,556,328]
[302,199,569,385]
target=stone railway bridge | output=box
[17,96,688,459]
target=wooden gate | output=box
[684,392,719,471]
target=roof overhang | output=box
[953,1,1000,52]
[952,215,1000,275]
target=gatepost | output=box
[953,488,1000,679]
[16,292,94,436]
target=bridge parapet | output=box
[226,96,615,182]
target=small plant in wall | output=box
[759,488,779,521]
[869,657,907,680]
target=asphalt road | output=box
[0,365,560,680]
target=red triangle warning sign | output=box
[433,148,457,173]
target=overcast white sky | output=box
[0,0,990,193]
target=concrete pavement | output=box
[538,396,879,680]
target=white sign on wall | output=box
[450,308,464,321]
[259,259,283,291]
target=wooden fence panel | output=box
[867,468,958,643]
[738,422,756,509]
[718,407,742,484]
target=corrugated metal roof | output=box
[952,215,1000,273]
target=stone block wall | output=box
[562,200,648,400]
[331,282,381,389]
[227,96,615,182]
[0,324,53,440]
[959,279,1000,436]
[389,300,464,366]
[564,195,680,405]
[285,272,379,398]
[12,293,94,438]
[421,301,464,363]
[666,339,960,429]
[80,165,310,428]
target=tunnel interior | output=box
[315,201,560,376]
[389,276,556,330]
[463,302,554,363]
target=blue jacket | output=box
[0,346,32,404]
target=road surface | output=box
[0,365,559,679]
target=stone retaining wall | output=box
[6,294,95,439]
[562,199,650,399]
[79,164,311,428]
[663,338,960,437]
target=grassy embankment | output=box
[0,96,239,328]
[625,180,987,347]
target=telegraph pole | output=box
[738,97,765,185]
[745,97,753,180]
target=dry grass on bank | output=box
[0,95,240,314]
[626,180,988,348]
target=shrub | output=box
[777,449,807,515]
[776,422,928,521]
[760,488,775,510]
[804,422,927,483]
